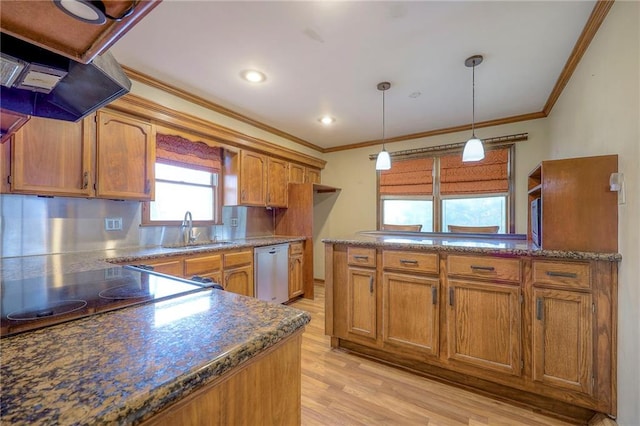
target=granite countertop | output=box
[0,289,311,425]
[1,236,305,282]
[322,232,622,262]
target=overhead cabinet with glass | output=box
[1,110,155,201]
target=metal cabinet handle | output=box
[369,276,374,293]
[241,189,246,201]
[470,265,495,272]
[82,171,89,189]
[432,286,438,305]
[144,180,151,194]
[400,259,418,265]
[449,287,454,306]
[536,298,544,321]
[353,255,369,261]
[546,271,578,279]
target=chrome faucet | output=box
[182,211,196,245]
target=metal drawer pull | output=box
[546,271,578,279]
[432,286,438,305]
[536,298,544,321]
[353,255,369,261]
[369,276,374,293]
[400,259,418,265]
[449,287,454,306]
[470,265,495,271]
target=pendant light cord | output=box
[471,61,476,138]
[382,88,386,149]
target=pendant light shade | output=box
[462,55,485,162]
[375,82,392,171]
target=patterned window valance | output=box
[380,157,434,196]
[156,133,222,172]
[440,148,509,195]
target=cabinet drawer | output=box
[224,250,253,268]
[382,250,439,274]
[184,254,222,276]
[447,255,521,283]
[143,258,184,277]
[290,242,304,256]
[532,260,591,289]
[347,247,376,267]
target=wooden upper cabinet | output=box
[1,108,30,144]
[239,151,267,206]
[267,158,288,207]
[289,163,305,184]
[10,116,94,197]
[0,1,161,64]
[95,110,155,201]
[528,155,618,252]
[306,167,321,184]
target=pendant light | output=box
[375,82,391,171]
[462,55,485,162]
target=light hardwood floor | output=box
[290,284,576,426]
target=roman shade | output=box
[380,157,434,195]
[440,148,508,195]
[156,133,221,172]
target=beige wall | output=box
[546,2,639,424]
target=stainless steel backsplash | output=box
[0,195,275,258]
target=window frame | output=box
[377,144,516,233]
[141,159,223,227]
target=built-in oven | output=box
[1,265,216,338]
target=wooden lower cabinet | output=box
[288,243,304,299]
[446,279,521,376]
[325,244,618,420]
[142,330,303,426]
[346,266,376,341]
[532,287,593,395]
[224,264,254,297]
[382,272,439,357]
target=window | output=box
[142,133,222,225]
[378,146,514,233]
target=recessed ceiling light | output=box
[318,116,335,125]
[240,70,266,83]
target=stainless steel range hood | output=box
[0,33,131,122]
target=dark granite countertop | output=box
[322,232,621,262]
[0,288,310,425]
[1,236,305,282]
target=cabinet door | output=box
[288,253,304,299]
[382,272,439,357]
[289,163,305,184]
[143,258,184,277]
[95,110,155,200]
[11,116,93,197]
[267,157,288,207]
[446,280,521,376]
[239,151,266,205]
[305,167,321,184]
[224,264,254,297]
[532,288,593,395]
[347,267,376,341]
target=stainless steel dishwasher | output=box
[254,243,289,304]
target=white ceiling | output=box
[110,1,597,151]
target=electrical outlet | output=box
[104,217,123,231]
[230,218,238,227]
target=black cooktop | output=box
[1,266,213,337]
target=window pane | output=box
[151,181,213,221]
[442,196,506,233]
[382,199,433,232]
[156,163,212,185]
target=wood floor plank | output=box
[291,284,576,426]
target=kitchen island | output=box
[323,232,620,423]
[1,287,310,425]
